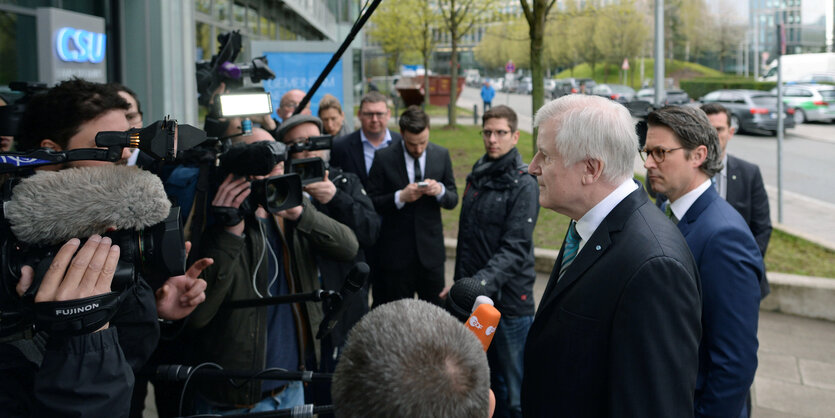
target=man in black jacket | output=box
[443,105,538,418]
[276,115,380,378]
[366,106,457,306]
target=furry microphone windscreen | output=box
[5,165,171,245]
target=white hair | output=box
[533,95,638,184]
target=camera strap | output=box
[33,291,121,336]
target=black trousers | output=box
[372,261,445,307]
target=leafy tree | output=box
[438,0,499,128]
[593,2,647,83]
[521,0,558,153]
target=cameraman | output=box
[2,79,210,415]
[276,115,379,376]
[188,127,358,414]
[0,236,132,417]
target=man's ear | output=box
[581,158,604,185]
[690,145,708,167]
[39,139,63,151]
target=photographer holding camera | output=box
[0,79,211,417]
[276,115,379,398]
[188,127,359,413]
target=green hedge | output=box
[680,78,777,100]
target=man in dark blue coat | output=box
[522,95,701,417]
[445,105,538,418]
[645,106,763,418]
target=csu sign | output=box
[55,28,106,63]
[37,7,107,83]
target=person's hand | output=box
[250,114,277,131]
[421,178,443,197]
[18,235,120,331]
[277,204,303,221]
[212,174,251,236]
[400,183,425,203]
[439,285,451,300]
[155,242,213,321]
[304,171,337,204]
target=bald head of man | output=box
[278,89,311,121]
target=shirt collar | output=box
[670,178,712,220]
[575,178,638,242]
[360,128,392,148]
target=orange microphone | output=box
[465,296,501,351]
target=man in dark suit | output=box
[645,106,763,418]
[366,106,457,306]
[522,95,702,417]
[330,91,403,187]
[701,102,772,297]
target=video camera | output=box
[285,135,332,185]
[0,82,49,137]
[0,117,203,338]
[196,30,275,107]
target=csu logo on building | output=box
[55,27,106,63]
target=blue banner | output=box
[263,52,344,121]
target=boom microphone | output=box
[4,165,171,245]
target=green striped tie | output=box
[665,204,679,225]
[559,221,581,280]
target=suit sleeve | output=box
[366,153,400,215]
[695,226,762,417]
[437,148,458,210]
[294,197,359,262]
[470,176,539,297]
[609,256,702,417]
[749,166,772,256]
[325,173,380,248]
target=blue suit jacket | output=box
[677,186,763,418]
[330,129,402,189]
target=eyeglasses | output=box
[481,129,511,138]
[360,111,387,119]
[640,146,684,163]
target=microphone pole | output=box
[182,404,334,417]
[222,289,334,309]
[154,364,332,383]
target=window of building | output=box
[0,10,38,85]
[195,21,212,61]
[247,5,258,33]
[195,0,211,15]
[233,2,245,27]
[215,0,229,22]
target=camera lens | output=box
[266,179,288,209]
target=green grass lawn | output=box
[556,59,725,89]
[432,124,835,278]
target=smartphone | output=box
[417,181,428,188]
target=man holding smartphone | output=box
[366,106,458,307]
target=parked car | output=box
[700,89,795,135]
[543,79,557,96]
[550,78,597,99]
[491,77,504,92]
[770,83,835,123]
[514,77,533,94]
[635,88,691,105]
[591,84,636,104]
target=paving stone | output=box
[754,376,835,418]
[758,353,801,383]
[799,359,835,391]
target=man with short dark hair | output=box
[644,105,762,418]
[366,106,457,306]
[330,91,402,187]
[332,299,492,418]
[445,104,537,418]
[523,95,701,417]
